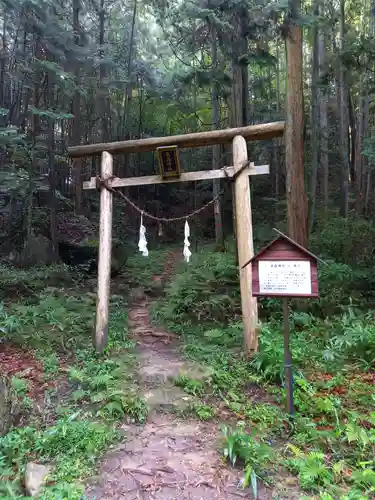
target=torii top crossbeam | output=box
[67,121,284,158]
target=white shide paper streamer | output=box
[138,212,149,257]
[183,219,192,263]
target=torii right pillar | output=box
[232,135,259,355]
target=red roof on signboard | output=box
[242,229,322,269]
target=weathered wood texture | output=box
[68,121,285,158]
[95,151,113,353]
[285,18,308,246]
[83,165,270,190]
[232,136,258,354]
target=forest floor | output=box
[86,251,300,500]
[1,247,375,499]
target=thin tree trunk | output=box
[355,87,365,213]
[48,69,58,261]
[23,34,41,262]
[72,0,82,214]
[354,3,367,214]
[318,0,329,216]
[211,24,224,249]
[348,92,356,184]
[49,120,58,261]
[338,0,349,217]
[285,0,308,247]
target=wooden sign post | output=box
[242,229,320,415]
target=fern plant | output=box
[98,391,147,423]
[221,424,273,497]
[285,444,332,490]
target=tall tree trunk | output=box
[354,3,368,215]
[211,25,224,249]
[229,12,245,262]
[23,34,42,262]
[315,0,329,216]
[48,108,58,261]
[120,0,137,178]
[318,12,329,216]
[355,82,365,213]
[72,0,82,214]
[338,0,349,217]
[363,0,375,215]
[274,44,282,219]
[191,20,198,251]
[99,0,108,142]
[0,11,7,111]
[240,11,249,126]
[309,0,319,234]
[285,0,308,247]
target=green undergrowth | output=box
[151,247,375,499]
[0,263,74,301]
[123,247,173,291]
[153,238,375,325]
[0,269,144,499]
[1,414,118,499]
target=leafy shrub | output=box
[0,264,73,300]
[67,346,145,422]
[0,414,118,497]
[323,309,375,367]
[34,414,118,459]
[157,250,240,324]
[124,248,169,290]
[191,402,216,421]
[311,215,375,267]
[173,374,205,396]
[222,423,274,495]
[243,403,286,435]
[251,323,310,383]
[0,293,95,350]
[315,262,363,311]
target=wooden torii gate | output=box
[67,121,285,354]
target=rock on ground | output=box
[21,234,56,267]
[25,462,52,497]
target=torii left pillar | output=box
[95,151,113,353]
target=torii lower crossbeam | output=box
[83,165,269,190]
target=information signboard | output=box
[242,229,322,415]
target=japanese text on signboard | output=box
[258,260,311,295]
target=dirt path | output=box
[87,294,247,499]
[86,253,300,499]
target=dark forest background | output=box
[1,0,375,269]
